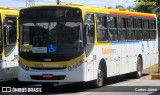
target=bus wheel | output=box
[41,83,54,89]
[134,57,142,79]
[93,66,104,87]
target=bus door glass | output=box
[0,14,2,54]
[3,16,17,57]
[85,13,95,56]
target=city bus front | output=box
[18,6,86,83]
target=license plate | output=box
[42,74,53,78]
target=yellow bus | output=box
[18,4,158,88]
[0,6,19,81]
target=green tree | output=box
[116,5,123,9]
[108,7,113,9]
[134,0,155,13]
[154,0,160,12]
[127,6,136,11]
[134,0,160,36]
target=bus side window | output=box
[107,15,118,41]
[149,19,156,40]
[117,17,127,41]
[127,17,135,41]
[143,19,149,40]
[134,18,142,40]
[96,14,108,42]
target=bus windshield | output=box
[20,7,84,61]
[21,21,83,54]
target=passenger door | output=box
[85,13,96,81]
[2,16,18,79]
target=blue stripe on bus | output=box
[111,41,139,45]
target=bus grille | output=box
[30,67,67,70]
[30,75,66,80]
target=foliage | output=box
[115,5,124,8]
[134,0,156,13]
[127,6,136,11]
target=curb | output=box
[151,74,160,79]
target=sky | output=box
[0,0,135,9]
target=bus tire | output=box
[134,57,143,79]
[92,66,104,87]
[41,83,54,90]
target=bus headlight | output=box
[68,59,84,71]
[19,62,30,71]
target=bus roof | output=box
[0,6,19,14]
[21,4,156,19]
[109,9,155,18]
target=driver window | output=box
[85,13,95,44]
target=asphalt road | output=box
[0,74,159,95]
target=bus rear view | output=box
[19,5,85,86]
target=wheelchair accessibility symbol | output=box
[48,44,57,53]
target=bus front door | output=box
[2,16,18,80]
